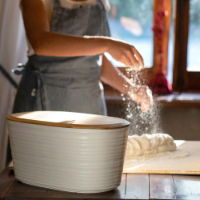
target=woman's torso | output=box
[15,0,110,114]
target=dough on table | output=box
[125,133,176,159]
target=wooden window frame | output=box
[173,0,200,91]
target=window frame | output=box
[173,0,200,91]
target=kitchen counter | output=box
[1,167,200,200]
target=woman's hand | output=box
[128,85,153,112]
[101,55,152,112]
[106,39,144,70]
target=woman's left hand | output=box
[128,85,154,112]
[106,39,144,70]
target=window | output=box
[187,0,200,72]
[107,0,200,94]
[173,0,200,91]
[107,0,172,94]
[108,0,153,67]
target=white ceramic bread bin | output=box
[7,111,129,193]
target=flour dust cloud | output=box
[123,68,161,136]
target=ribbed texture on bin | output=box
[8,113,129,193]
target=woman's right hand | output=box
[106,39,144,70]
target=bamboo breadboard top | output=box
[7,111,130,129]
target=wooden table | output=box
[1,168,200,200]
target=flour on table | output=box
[125,133,177,159]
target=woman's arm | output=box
[100,55,130,94]
[101,56,153,112]
[21,0,143,68]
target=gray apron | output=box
[13,0,110,115]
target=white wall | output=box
[0,0,27,171]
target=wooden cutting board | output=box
[123,141,200,174]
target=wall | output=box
[160,107,200,140]
[0,0,27,172]
[106,101,200,141]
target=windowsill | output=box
[155,92,200,108]
[105,87,200,108]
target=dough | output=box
[125,133,176,159]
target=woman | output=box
[13,0,153,115]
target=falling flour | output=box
[123,68,179,160]
[123,68,161,136]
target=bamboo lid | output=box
[7,111,130,129]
